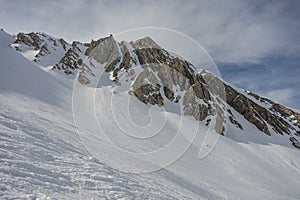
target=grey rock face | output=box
[128,45,226,134]
[131,36,162,50]
[133,83,164,107]
[163,86,175,101]
[127,41,300,140]
[86,35,119,65]
[224,84,293,136]
[183,83,209,121]
[13,32,65,62]
[131,68,164,106]
[15,32,41,50]
[290,137,300,149]
[52,42,82,75]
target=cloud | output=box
[265,88,296,106]
[219,56,300,110]
[0,0,299,64]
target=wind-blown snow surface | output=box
[1,30,300,199]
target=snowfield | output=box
[1,30,300,199]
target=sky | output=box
[0,0,299,109]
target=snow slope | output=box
[0,30,203,199]
[1,30,300,199]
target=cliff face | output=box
[82,36,300,141]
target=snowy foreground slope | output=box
[1,29,300,199]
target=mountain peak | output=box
[6,31,300,149]
[131,36,161,49]
[85,34,119,65]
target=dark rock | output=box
[78,74,90,85]
[222,83,296,136]
[215,113,225,135]
[290,137,300,149]
[52,42,83,75]
[105,57,120,72]
[77,59,83,66]
[290,137,298,143]
[59,38,68,51]
[119,42,132,70]
[206,118,211,126]
[15,32,41,50]
[229,115,243,130]
[163,86,174,101]
[133,84,164,106]
[292,142,300,149]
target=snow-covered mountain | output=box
[1,29,300,199]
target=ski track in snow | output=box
[0,94,203,200]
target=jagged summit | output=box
[86,34,119,65]
[11,31,70,66]
[130,36,162,49]
[6,30,300,149]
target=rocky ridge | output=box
[12,32,300,149]
[13,32,69,65]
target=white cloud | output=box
[0,0,299,64]
[265,88,296,106]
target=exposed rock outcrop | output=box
[131,36,161,50]
[15,32,41,50]
[52,41,85,75]
[13,32,70,65]
[129,45,226,134]
[133,84,164,106]
[86,35,119,65]
[272,104,300,127]
[290,137,300,149]
[224,83,293,136]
